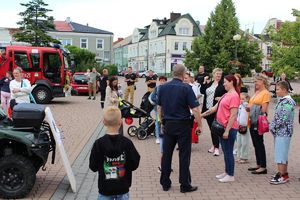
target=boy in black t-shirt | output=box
[89,106,140,200]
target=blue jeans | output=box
[98,193,129,200]
[155,110,160,139]
[220,129,237,176]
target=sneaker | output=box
[270,173,289,185]
[271,172,280,179]
[216,173,227,179]
[92,97,96,100]
[155,139,160,144]
[213,148,220,156]
[271,172,288,178]
[219,175,235,183]
[88,97,91,100]
[208,146,214,153]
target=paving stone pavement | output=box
[47,79,300,200]
[19,96,103,200]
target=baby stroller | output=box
[121,91,155,140]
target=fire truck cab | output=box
[0,45,70,104]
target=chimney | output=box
[163,17,168,24]
[170,12,181,22]
[86,23,89,27]
[66,17,71,23]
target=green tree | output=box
[65,45,97,72]
[271,9,300,78]
[13,0,58,46]
[184,0,262,76]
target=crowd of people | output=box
[87,63,299,200]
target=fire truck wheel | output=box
[32,86,51,104]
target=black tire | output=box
[0,155,36,199]
[32,86,52,104]
[127,125,137,137]
[142,74,146,78]
[137,128,148,140]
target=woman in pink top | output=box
[202,75,240,183]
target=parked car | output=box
[118,70,127,76]
[138,70,157,78]
[263,69,273,77]
[71,72,99,94]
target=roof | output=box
[53,21,113,35]
[113,36,132,48]
[158,14,201,37]
[70,22,113,35]
[54,21,72,31]
[254,34,271,41]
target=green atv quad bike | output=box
[0,103,56,199]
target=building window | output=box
[150,30,156,37]
[104,51,110,61]
[183,42,187,50]
[267,46,272,56]
[80,38,88,49]
[174,42,179,50]
[96,39,104,49]
[179,28,189,35]
[59,39,72,46]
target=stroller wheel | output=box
[137,128,148,140]
[127,125,138,137]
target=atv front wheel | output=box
[0,155,36,199]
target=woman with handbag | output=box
[202,75,240,182]
[201,68,226,156]
[247,74,271,175]
[9,67,32,104]
[6,67,32,122]
[104,76,124,135]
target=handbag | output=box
[211,96,225,137]
[211,119,225,137]
[238,125,247,134]
[257,114,269,135]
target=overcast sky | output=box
[1,0,299,40]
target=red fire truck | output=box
[0,45,71,104]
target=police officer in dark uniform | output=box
[124,66,137,104]
[145,70,157,93]
[157,64,202,193]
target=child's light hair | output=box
[240,92,250,102]
[103,106,121,127]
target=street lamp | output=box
[233,34,241,61]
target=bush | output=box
[255,66,263,74]
[291,93,300,105]
[96,64,118,76]
[277,66,297,80]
